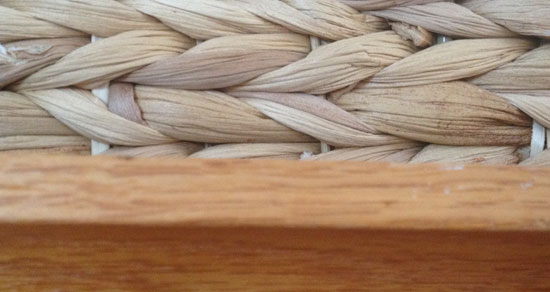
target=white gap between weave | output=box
[542,40,550,150]
[90,35,110,155]
[531,121,545,157]
[531,38,548,157]
[310,36,331,154]
[436,35,452,44]
[0,42,7,55]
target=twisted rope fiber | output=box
[1,0,550,166]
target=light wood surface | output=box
[0,154,549,231]
[1,154,549,291]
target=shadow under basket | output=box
[1,0,550,290]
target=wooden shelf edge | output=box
[0,154,549,232]
[2,224,549,291]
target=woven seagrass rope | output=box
[1,0,550,166]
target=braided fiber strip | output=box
[1,0,550,166]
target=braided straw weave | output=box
[1,0,550,166]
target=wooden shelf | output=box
[1,154,549,291]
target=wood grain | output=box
[0,225,549,291]
[0,154,549,291]
[0,154,549,231]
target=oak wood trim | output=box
[0,154,548,231]
[1,224,549,291]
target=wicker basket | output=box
[1,0,550,291]
[1,0,549,165]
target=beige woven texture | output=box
[1,0,550,166]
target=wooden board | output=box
[0,154,549,291]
